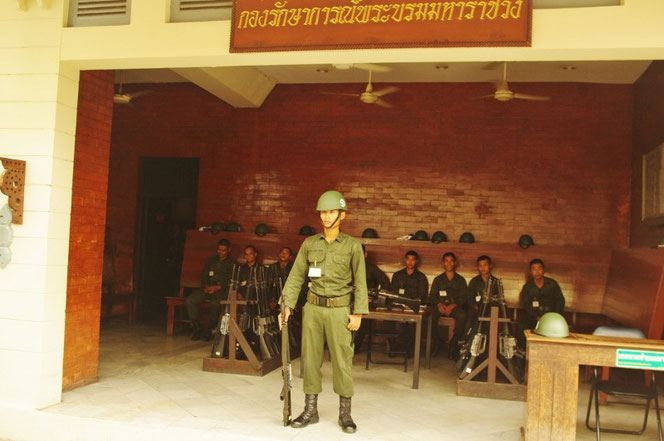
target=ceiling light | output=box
[561,65,577,71]
[316,68,329,73]
[435,65,449,70]
[333,64,352,70]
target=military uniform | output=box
[466,273,506,333]
[429,272,469,345]
[517,276,565,347]
[185,255,233,328]
[282,232,367,398]
[390,268,428,303]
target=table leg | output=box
[426,312,432,369]
[413,318,421,389]
[167,303,175,336]
[525,360,579,441]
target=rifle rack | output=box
[456,306,526,401]
[202,293,282,376]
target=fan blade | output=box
[469,94,496,101]
[372,86,399,97]
[126,89,152,99]
[353,63,391,73]
[513,93,551,101]
[374,98,393,108]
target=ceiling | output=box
[114,60,652,108]
[116,60,651,86]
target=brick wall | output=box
[108,81,633,286]
[631,61,664,247]
[63,70,114,390]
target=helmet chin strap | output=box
[322,211,342,230]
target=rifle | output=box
[458,276,493,379]
[495,279,524,382]
[368,288,421,313]
[253,266,280,360]
[279,281,292,426]
[211,312,230,358]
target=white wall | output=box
[0,0,79,409]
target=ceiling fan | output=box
[473,62,551,102]
[113,83,152,106]
[322,70,399,108]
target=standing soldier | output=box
[279,190,367,433]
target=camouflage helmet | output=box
[362,228,378,238]
[211,221,225,234]
[254,223,269,236]
[459,232,475,243]
[298,225,315,236]
[535,312,569,338]
[411,230,429,241]
[431,231,448,244]
[316,190,347,211]
[518,234,535,249]
[226,222,241,232]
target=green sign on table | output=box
[616,349,664,370]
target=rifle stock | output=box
[368,288,420,313]
[279,282,291,426]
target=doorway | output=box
[135,157,199,322]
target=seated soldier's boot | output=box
[190,321,203,341]
[338,396,357,433]
[291,394,319,428]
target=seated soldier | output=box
[466,255,501,326]
[354,244,390,353]
[430,252,469,359]
[517,258,565,348]
[268,246,294,312]
[389,250,428,355]
[236,245,262,301]
[390,250,428,302]
[185,238,233,341]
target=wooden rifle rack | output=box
[202,287,281,376]
[457,306,526,401]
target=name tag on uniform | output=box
[439,290,447,297]
[532,300,540,308]
[308,267,322,278]
[398,288,405,295]
[475,295,481,302]
[208,271,214,276]
[308,282,312,288]
[241,281,247,286]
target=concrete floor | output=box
[0,322,662,441]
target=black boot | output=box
[338,396,357,433]
[190,321,202,341]
[291,394,319,428]
[201,327,212,341]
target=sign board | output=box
[231,0,532,52]
[616,349,664,370]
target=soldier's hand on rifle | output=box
[278,307,291,330]
[347,314,362,331]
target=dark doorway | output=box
[135,157,199,322]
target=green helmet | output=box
[459,232,475,243]
[518,234,534,249]
[254,223,269,236]
[226,222,241,232]
[316,190,347,211]
[431,231,448,244]
[211,221,225,234]
[299,225,315,236]
[535,312,569,338]
[411,230,429,241]
[362,228,378,238]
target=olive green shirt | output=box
[430,272,468,306]
[200,256,233,299]
[282,232,368,314]
[467,274,500,309]
[521,276,565,320]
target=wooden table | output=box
[525,330,664,441]
[364,309,431,389]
